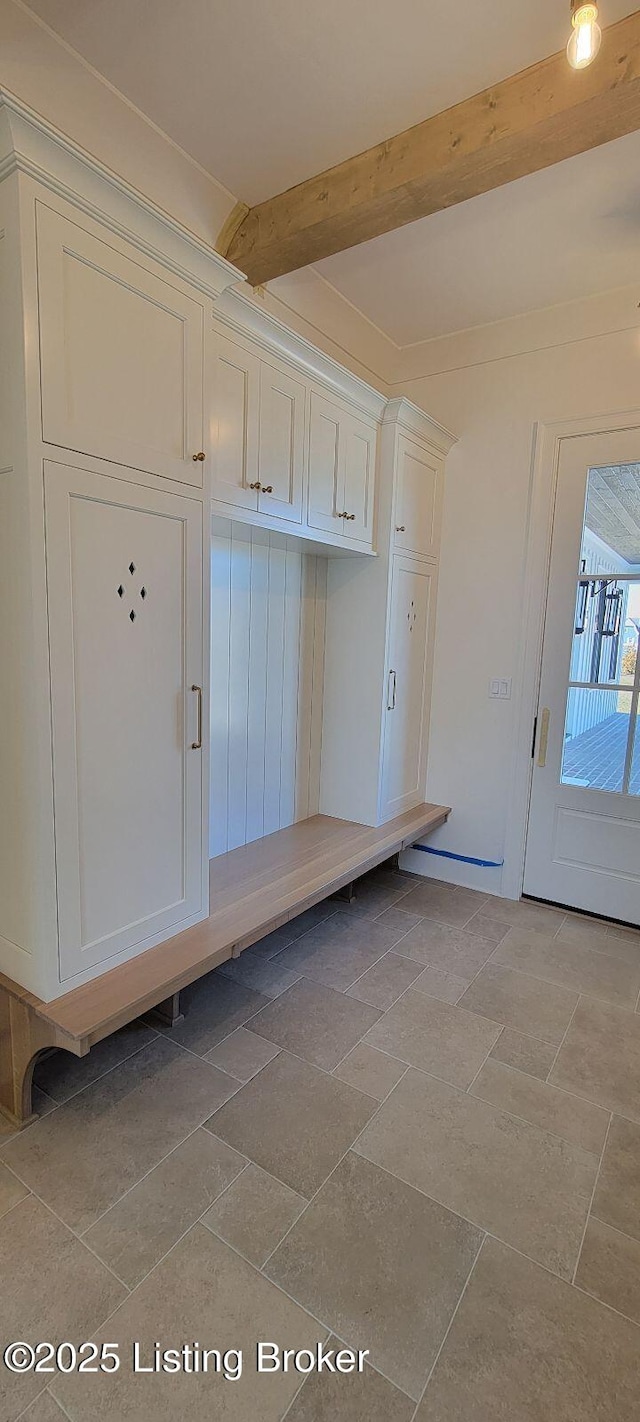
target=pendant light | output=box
[567,1,602,69]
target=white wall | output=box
[210,519,326,856]
[394,290,640,895]
[0,2,395,388]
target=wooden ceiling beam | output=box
[220,9,640,285]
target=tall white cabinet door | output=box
[37,205,205,487]
[381,560,433,820]
[342,413,376,545]
[45,461,204,982]
[394,437,441,558]
[210,333,261,511]
[307,392,344,535]
[258,362,305,524]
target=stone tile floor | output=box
[1,873,640,1420]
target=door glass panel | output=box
[561,688,631,793]
[631,707,640,796]
[580,464,640,570]
[561,462,640,796]
[569,577,629,683]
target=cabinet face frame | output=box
[44,459,205,982]
[37,203,206,488]
[393,435,443,559]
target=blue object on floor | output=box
[414,844,504,869]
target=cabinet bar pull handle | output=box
[192,451,206,461]
[191,685,203,750]
[387,670,397,711]
[537,707,550,768]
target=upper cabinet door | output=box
[342,413,376,546]
[307,391,344,535]
[209,333,260,511]
[394,436,442,558]
[45,461,204,982]
[37,205,205,486]
[258,361,305,524]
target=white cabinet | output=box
[342,414,377,544]
[380,558,435,820]
[210,332,261,511]
[210,334,305,525]
[307,392,342,535]
[393,435,442,559]
[258,362,305,524]
[307,392,377,547]
[320,400,455,827]
[45,461,205,981]
[37,204,206,487]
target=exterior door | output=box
[380,558,433,820]
[45,460,204,980]
[37,204,205,486]
[525,430,640,923]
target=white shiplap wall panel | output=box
[210,518,326,856]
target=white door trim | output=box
[502,406,640,903]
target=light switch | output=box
[489,678,512,699]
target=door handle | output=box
[537,707,550,767]
[387,670,397,711]
[191,685,203,750]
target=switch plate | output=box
[489,678,512,699]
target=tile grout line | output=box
[35,1031,161,1110]
[571,1112,613,1288]
[0,1034,164,1153]
[14,1386,49,1421]
[543,994,583,1084]
[408,1233,488,1422]
[258,1062,412,1276]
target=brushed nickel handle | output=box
[249,481,262,490]
[387,669,397,711]
[261,485,274,494]
[396,525,406,532]
[192,451,206,462]
[537,707,550,768]
[191,685,203,750]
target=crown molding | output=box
[0,88,244,300]
[382,396,457,454]
[213,285,388,421]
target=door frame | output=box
[503,406,640,903]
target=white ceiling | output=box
[23,0,640,344]
[313,130,640,344]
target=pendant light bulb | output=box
[567,1,602,69]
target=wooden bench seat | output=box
[0,803,449,1127]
